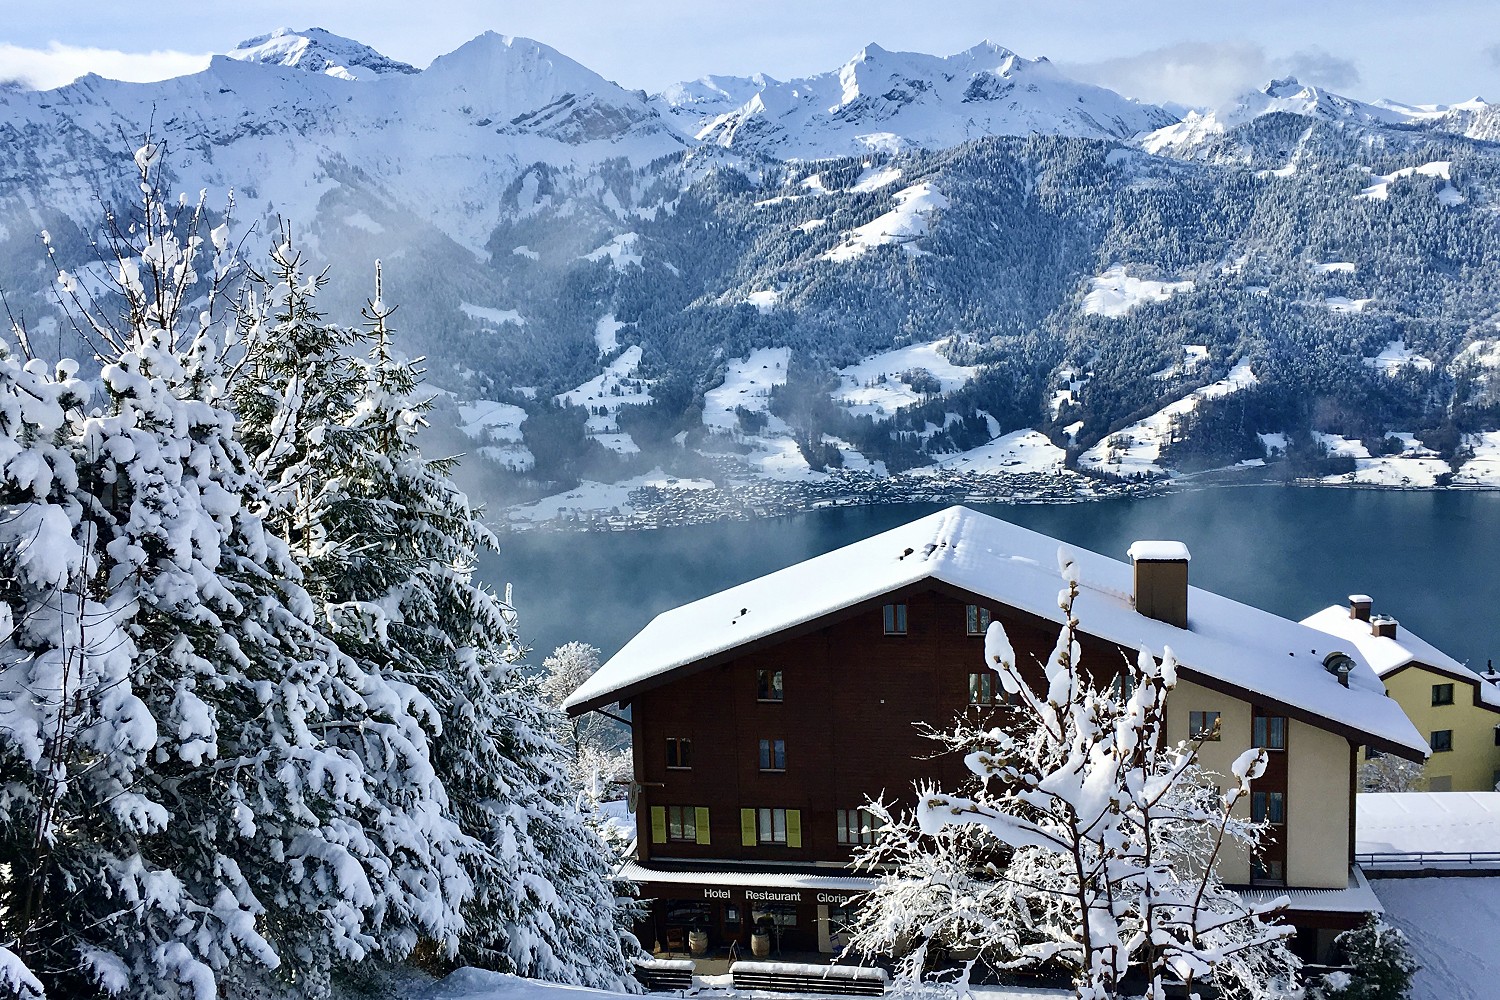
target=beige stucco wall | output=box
[1165,678,1252,884]
[1165,678,1352,888]
[1382,664,1500,792]
[1287,720,1352,889]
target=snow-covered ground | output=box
[461,302,527,327]
[1372,877,1500,1000]
[1078,361,1257,476]
[1150,345,1209,380]
[456,400,534,471]
[1325,296,1374,314]
[1364,339,1433,374]
[1312,261,1357,274]
[1357,161,1463,204]
[1081,266,1193,318]
[1315,432,1451,487]
[833,338,978,418]
[582,233,643,271]
[419,970,1069,1000]
[703,348,790,433]
[913,429,1066,476]
[823,182,948,261]
[594,314,629,355]
[1455,431,1500,485]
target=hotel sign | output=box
[691,886,863,906]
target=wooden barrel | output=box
[688,929,708,956]
[750,929,770,958]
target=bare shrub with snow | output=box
[846,548,1299,1000]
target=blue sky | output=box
[2,0,1496,107]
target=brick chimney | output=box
[1371,614,1399,639]
[1349,594,1372,622]
[1127,541,1190,629]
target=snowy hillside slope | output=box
[690,41,1178,158]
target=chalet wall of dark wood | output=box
[633,586,1130,864]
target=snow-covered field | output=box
[582,233,644,270]
[1372,877,1500,1000]
[834,338,977,418]
[1365,339,1433,374]
[1315,432,1452,487]
[703,348,790,432]
[1081,266,1193,318]
[461,302,527,327]
[1456,431,1500,485]
[823,182,948,261]
[1078,361,1256,476]
[914,429,1066,476]
[456,400,534,471]
[1357,161,1463,204]
[595,314,629,355]
[556,346,653,454]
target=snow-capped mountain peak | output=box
[688,41,1177,159]
[226,27,417,80]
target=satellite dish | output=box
[627,780,640,813]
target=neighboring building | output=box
[1304,598,1500,792]
[565,506,1426,967]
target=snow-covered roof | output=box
[565,506,1426,757]
[1299,605,1500,708]
[618,861,875,893]
[1237,867,1383,915]
[1357,792,1500,859]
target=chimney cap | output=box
[1127,540,1191,563]
[1349,594,1373,605]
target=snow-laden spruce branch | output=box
[847,547,1299,1000]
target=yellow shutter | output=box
[741,808,758,846]
[650,805,666,844]
[695,807,711,845]
[787,809,802,848]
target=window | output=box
[1432,683,1455,706]
[666,737,692,769]
[651,805,709,845]
[1111,672,1135,700]
[742,807,801,847]
[1253,858,1284,884]
[1251,791,1285,825]
[965,605,992,635]
[758,669,783,702]
[1189,711,1221,741]
[1253,715,1287,750]
[1431,729,1453,753]
[883,603,908,635]
[968,672,994,706]
[759,738,786,771]
[837,808,879,845]
[667,805,698,841]
[759,808,787,844]
[1494,727,1500,748]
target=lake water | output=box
[479,486,1500,677]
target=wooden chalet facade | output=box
[565,507,1428,968]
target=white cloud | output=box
[1059,41,1361,110]
[0,42,212,91]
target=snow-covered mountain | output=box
[680,41,1179,158]
[0,31,687,253]
[1142,77,1417,155]
[226,26,419,79]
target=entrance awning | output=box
[620,861,876,907]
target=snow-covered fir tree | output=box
[230,242,640,990]
[0,138,642,999]
[847,547,1299,1000]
